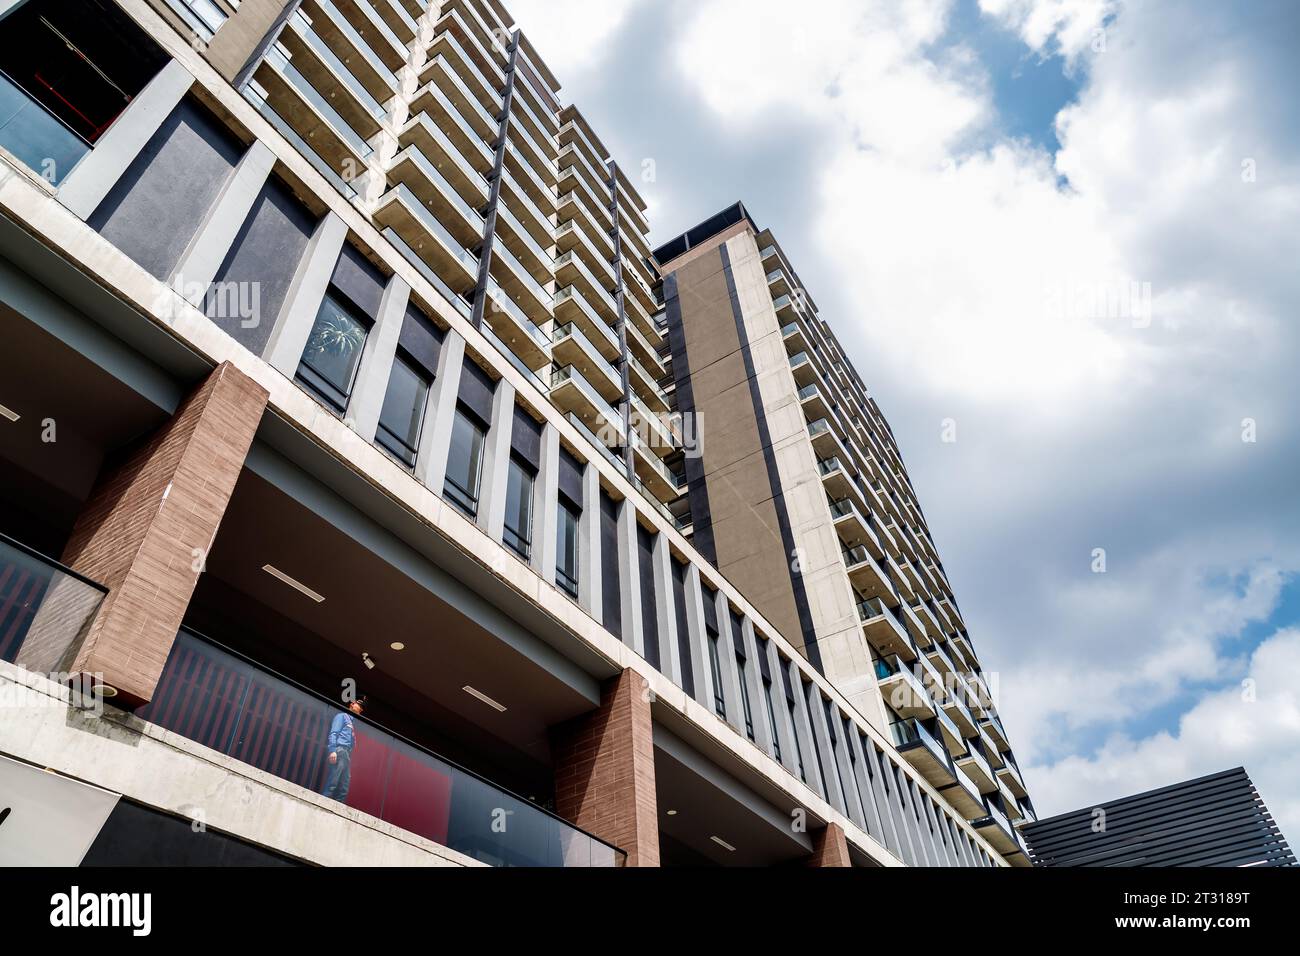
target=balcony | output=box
[496,199,554,285]
[374,183,479,304]
[399,115,489,216]
[557,193,614,262]
[558,117,606,180]
[441,0,510,72]
[555,250,617,324]
[632,435,684,504]
[842,545,897,606]
[551,365,624,446]
[416,53,498,150]
[555,219,616,290]
[857,597,915,661]
[767,267,792,300]
[798,382,832,423]
[781,320,808,355]
[828,497,885,560]
[627,352,669,415]
[889,718,955,789]
[971,801,1019,858]
[622,291,662,350]
[0,533,106,673]
[482,274,552,372]
[629,392,677,455]
[554,286,620,361]
[500,168,556,250]
[385,144,484,251]
[551,323,622,402]
[874,655,934,720]
[981,714,1011,752]
[374,0,420,44]
[488,233,554,330]
[817,455,853,501]
[137,630,622,866]
[505,132,558,214]
[334,0,408,72]
[939,763,986,821]
[625,315,666,379]
[956,744,997,795]
[434,8,507,98]
[934,698,968,760]
[301,0,399,105]
[558,140,607,201]
[428,24,502,116]
[557,167,612,233]
[789,351,818,389]
[407,77,494,177]
[253,50,372,180]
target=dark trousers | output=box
[322,748,352,802]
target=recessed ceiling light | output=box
[262,564,325,603]
[710,835,736,852]
[666,809,677,816]
[390,642,405,651]
[462,685,506,712]
[0,403,19,422]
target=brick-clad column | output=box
[22,362,267,706]
[550,668,660,867]
[808,822,851,867]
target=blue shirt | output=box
[328,712,357,752]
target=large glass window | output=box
[444,407,485,518]
[503,458,535,559]
[555,501,579,597]
[376,353,429,467]
[0,0,167,184]
[736,653,755,742]
[788,700,806,782]
[297,291,370,412]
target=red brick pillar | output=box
[808,822,851,867]
[551,668,660,866]
[24,361,267,706]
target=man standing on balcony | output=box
[322,698,364,803]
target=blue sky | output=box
[509,0,1300,836]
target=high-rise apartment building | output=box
[0,0,1029,866]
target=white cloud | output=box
[663,0,1300,822]
[505,0,644,76]
[1026,627,1300,842]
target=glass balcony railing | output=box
[0,68,91,185]
[137,629,623,866]
[0,533,106,671]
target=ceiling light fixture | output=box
[390,642,405,651]
[462,685,507,713]
[710,836,736,852]
[0,403,19,423]
[262,564,325,603]
[666,809,677,816]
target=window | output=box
[0,0,167,184]
[736,653,754,741]
[503,458,534,559]
[376,353,429,466]
[297,292,370,412]
[444,408,485,517]
[165,0,228,40]
[707,630,726,719]
[763,679,782,762]
[555,500,579,597]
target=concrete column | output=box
[616,500,643,656]
[531,424,559,582]
[263,211,348,377]
[551,668,660,867]
[788,666,825,798]
[828,710,868,831]
[171,141,277,304]
[346,274,411,440]
[577,464,602,619]
[58,60,194,220]
[414,329,465,493]
[19,363,267,706]
[865,742,907,862]
[806,682,847,815]
[683,565,713,711]
[475,378,516,541]
[762,639,798,775]
[848,728,888,849]
[807,822,851,868]
[714,594,747,736]
[902,777,938,866]
[925,798,956,866]
[739,619,774,757]
[651,535,681,685]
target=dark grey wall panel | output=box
[672,558,693,696]
[457,360,495,424]
[600,491,620,639]
[398,305,443,378]
[206,174,316,353]
[330,243,386,320]
[90,98,243,280]
[510,405,542,467]
[637,524,658,669]
[558,447,583,508]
